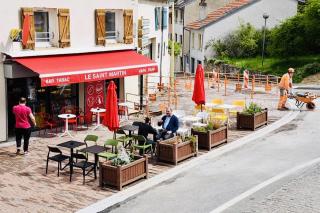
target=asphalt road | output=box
[105,97,320,213]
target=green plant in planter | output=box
[111,146,133,166]
[242,102,262,115]
[193,121,221,133]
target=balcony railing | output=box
[35,32,53,42]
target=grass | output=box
[223,55,320,77]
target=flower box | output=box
[237,108,268,131]
[191,125,227,150]
[99,155,148,190]
[157,136,198,165]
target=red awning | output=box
[14,50,158,87]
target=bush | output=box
[293,62,320,83]
[206,22,269,58]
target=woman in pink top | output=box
[12,97,36,155]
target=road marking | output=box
[210,157,320,213]
[78,108,299,213]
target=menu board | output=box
[85,81,105,113]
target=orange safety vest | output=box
[279,73,292,90]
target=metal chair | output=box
[45,146,70,177]
[72,153,96,184]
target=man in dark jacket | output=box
[157,107,179,140]
[133,117,158,154]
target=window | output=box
[198,34,203,50]
[34,12,49,42]
[155,7,161,30]
[192,32,195,49]
[181,10,184,23]
[175,10,178,23]
[175,33,178,42]
[180,35,183,44]
[169,33,172,40]
[158,43,160,58]
[105,12,116,39]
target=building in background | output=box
[185,0,298,73]
[0,0,169,141]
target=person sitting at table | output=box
[133,117,158,154]
[157,107,179,140]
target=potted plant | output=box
[157,135,198,165]
[237,102,268,130]
[9,28,22,42]
[99,147,148,190]
[191,121,227,150]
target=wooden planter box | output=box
[99,155,148,190]
[191,125,227,150]
[237,108,268,131]
[157,136,198,165]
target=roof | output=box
[185,0,259,30]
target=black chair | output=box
[72,153,96,184]
[46,146,70,177]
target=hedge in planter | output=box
[99,153,148,191]
[191,123,227,150]
[237,102,268,131]
[157,136,198,165]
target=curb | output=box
[78,108,300,213]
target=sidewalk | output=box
[0,82,287,213]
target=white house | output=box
[0,0,170,141]
[185,0,298,73]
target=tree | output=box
[168,40,181,56]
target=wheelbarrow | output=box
[289,92,318,110]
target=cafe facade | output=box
[0,0,170,141]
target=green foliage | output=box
[168,40,182,56]
[192,121,221,133]
[268,0,320,56]
[293,63,320,83]
[207,23,263,58]
[242,102,263,115]
[184,135,197,143]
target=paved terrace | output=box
[0,79,287,213]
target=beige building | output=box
[0,0,170,141]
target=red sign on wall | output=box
[85,81,105,114]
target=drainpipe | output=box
[159,8,164,89]
[184,27,191,74]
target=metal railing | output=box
[35,31,53,42]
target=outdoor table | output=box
[118,102,130,120]
[120,124,139,147]
[58,114,76,138]
[90,108,106,130]
[182,116,202,123]
[205,103,219,109]
[78,145,106,179]
[57,140,85,182]
[192,122,207,127]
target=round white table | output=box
[182,116,202,123]
[58,114,76,137]
[205,103,219,109]
[192,122,207,128]
[118,102,130,120]
[90,108,106,130]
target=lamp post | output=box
[199,0,207,67]
[261,13,269,68]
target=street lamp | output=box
[261,13,269,68]
[199,0,207,67]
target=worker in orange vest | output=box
[243,69,249,89]
[211,68,218,88]
[278,68,294,110]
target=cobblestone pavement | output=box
[0,79,286,213]
[226,164,320,213]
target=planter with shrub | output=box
[191,122,227,150]
[157,136,198,165]
[237,102,268,130]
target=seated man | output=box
[157,107,179,140]
[134,117,158,154]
